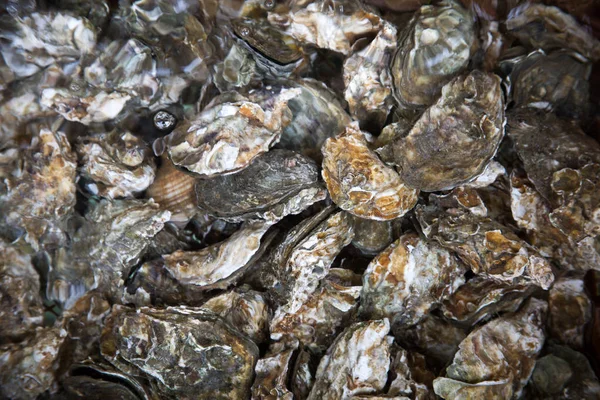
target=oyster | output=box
[161,89,300,177]
[200,285,269,344]
[547,275,592,349]
[0,327,67,399]
[77,131,156,199]
[359,233,466,327]
[391,0,475,113]
[506,50,591,120]
[506,3,600,61]
[322,123,418,220]
[194,149,326,223]
[307,319,393,400]
[100,306,259,399]
[417,206,555,289]
[386,347,436,399]
[383,71,505,192]
[351,216,393,255]
[0,12,96,80]
[433,298,548,399]
[343,21,397,130]
[251,338,298,399]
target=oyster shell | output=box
[307,319,393,400]
[506,3,600,61]
[351,216,393,255]
[359,233,466,327]
[251,338,298,399]
[433,298,548,399]
[322,123,418,221]
[100,306,259,399]
[343,21,397,130]
[387,347,436,400]
[200,285,269,344]
[383,70,505,192]
[547,275,592,349]
[195,149,326,223]
[162,89,300,177]
[77,131,156,199]
[391,0,475,113]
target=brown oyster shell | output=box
[307,319,394,400]
[384,70,505,192]
[391,0,475,112]
[251,338,298,400]
[322,123,418,221]
[194,149,326,223]
[100,306,259,399]
[359,233,466,326]
[433,298,548,399]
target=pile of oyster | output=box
[2,0,600,399]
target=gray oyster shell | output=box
[391,0,475,113]
[100,306,259,399]
[194,149,326,223]
[307,319,394,400]
[359,233,466,327]
[433,298,548,399]
[383,70,505,192]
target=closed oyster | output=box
[1,126,76,249]
[0,12,96,80]
[441,277,534,326]
[416,207,554,289]
[307,319,393,400]
[506,50,591,120]
[343,21,397,130]
[0,327,67,399]
[195,149,326,223]
[547,275,592,349]
[433,298,548,399]
[162,89,299,177]
[322,123,418,220]
[383,70,505,192]
[77,131,156,199]
[100,306,259,399]
[269,0,381,56]
[251,338,298,399]
[506,3,600,61]
[359,233,466,327]
[391,0,475,113]
[200,285,269,344]
[0,241,44,343]
[351,216,393,255]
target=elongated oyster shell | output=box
[0,12,96,79]
[251,338,298,399]
[77,131,156,199]
[162,89,299,177]
[507,50,591,120]
[270,0,381,55]
[343,21,397,130]
[0,241,44,343]
[548,275,592,349]
[195,149,326,223]
[100,306,259,399]
[307,319,393,400]
[0,327,67,399]
[359,233,466,326]
[200,286,269,344]
[433,298,547,399]
[506,3,600,61]
[384,70,504,192]
[391,0,475,112]
[417,207,554,289]
[322,123,418,220]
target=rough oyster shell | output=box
[307,319,393,400]
[194,149,326,223]
[359,233,466,327]
[387,347,436,399]
[391,0,475,112]
[383,70,505,192]
[351,216,393,255]
[162,88,300,177]
[100,306,259,399]
[251,338,298,399]
[322,123,418,221]
[433,298,548,399]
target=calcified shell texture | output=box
[1,1,600,399]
